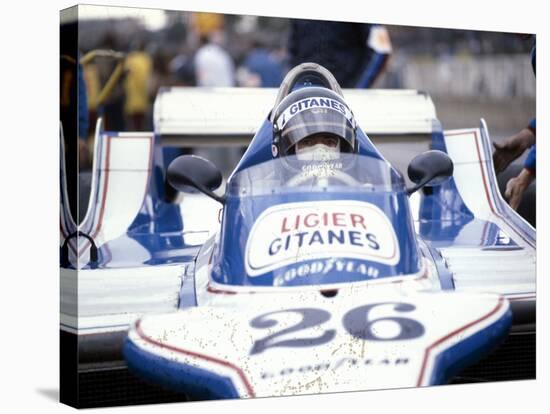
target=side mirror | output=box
[406,150,453,195]
[167,155,225,204]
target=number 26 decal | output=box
[250,302,425,355]
[250,308,335,355]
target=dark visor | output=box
[281,109,355,154]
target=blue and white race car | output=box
[60,63,535,403]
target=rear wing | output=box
[154,87,440,147]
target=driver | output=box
[272,86,356,161]
[272,86,357,182]
[295,133,341,161]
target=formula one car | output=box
[60,63,535,406]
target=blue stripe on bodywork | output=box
[123,338,241,400]
[419,131,476,242]
[428,304,512,384]
[418,130,523,249]
[123,307,511,395]
[418,241,454,290]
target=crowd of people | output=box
[72,11,535,214]
[76,13,394,173]
[78,13,286,137]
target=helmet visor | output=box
[281,111,356,154]
[276,97,356,154]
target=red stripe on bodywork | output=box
[471,130,497,215]
[207,285,237,295]
[444,130,534,249]
[507,294,536,301]
[77,135,153,259]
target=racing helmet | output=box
[272,86,357,160]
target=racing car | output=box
[60,63,535,406]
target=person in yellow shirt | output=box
[124,42,153,131]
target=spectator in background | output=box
[493,42,536,210]
[61,51,90,167]
[60,48,90,221]
[124,40,153,131]
[194,31,236,87]
[97,33,126,132]
[60,22,81,223]
[83,59,101,139]
[493,119,536,210]
[237,39,284,87]
[191,14,239,175]
[190,12,235,87]
[149,49,177,96]
[170,50,196,86]
[288,20,392,88]
[153,48,194,203]
[77,58,90,166]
